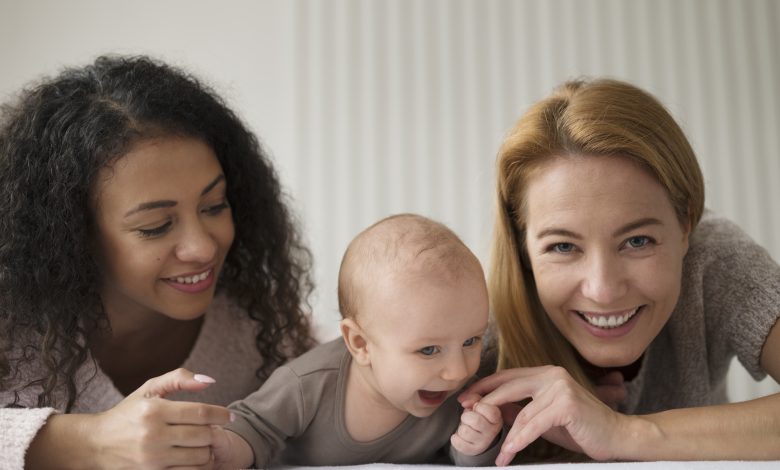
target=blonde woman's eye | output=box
[419,346,439,356]
[552,242,575,253]
[626,236,653,249]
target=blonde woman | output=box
[460,79,780,464]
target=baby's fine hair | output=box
[337,214,483,320]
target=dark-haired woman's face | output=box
[92,136,235,328]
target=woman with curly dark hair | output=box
[0,55,316,468]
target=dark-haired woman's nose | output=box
[175,221,217,264]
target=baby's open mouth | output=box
[418,390,447,405]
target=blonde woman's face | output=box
[523,155,689,368]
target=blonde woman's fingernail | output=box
[194,374,216,383]
[230,412,236,422]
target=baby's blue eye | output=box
[462,336,480,347]
[419,346,438,356]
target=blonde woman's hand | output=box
[460,366,632,466]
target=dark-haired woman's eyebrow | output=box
[123,175,224,218]
[124,200,176,217]
[201,175,225,195]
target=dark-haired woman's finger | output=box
[133,368,216,400]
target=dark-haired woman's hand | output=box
[27,368,233,469]
[459,366,634,466]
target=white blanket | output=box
[277,462,780,470]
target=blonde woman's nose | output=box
[580,252,628,305]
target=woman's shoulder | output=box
[681,210,780,380]
[686,210,775,270]
[679,209,779,327]
[690,210,755,249]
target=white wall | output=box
[1,0,777,402]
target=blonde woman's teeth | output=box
[580,308,639,329]
[174,270,210,284]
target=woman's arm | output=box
[0,407,58,470]
[22,369,233,470]
[606,319,780,461]
[624,392,780,461]
[760,316,780,387]
[462,363,780,465]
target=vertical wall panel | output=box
[290,0,780,401]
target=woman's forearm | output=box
[624,392,780,460]
[25,413,97,469]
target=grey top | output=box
[226,339,502,468]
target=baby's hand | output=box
[210,425,255,470]
[210,425,234,469]
[450,401,503,456]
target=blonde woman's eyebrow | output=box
[536,228,583,240]
[612,217,663,237]
[536,218,664,240]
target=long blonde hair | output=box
[491,78,705,386]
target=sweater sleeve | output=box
[224,366,307,468]
[0,407,57,470]
[700,216,780,380]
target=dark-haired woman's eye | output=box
[138,221,172,238]
[203,202,229,216]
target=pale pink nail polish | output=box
[194,373,216,384]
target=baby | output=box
[213,214,503,468]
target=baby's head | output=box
[338,214,488,417]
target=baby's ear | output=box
[340,318,371,366]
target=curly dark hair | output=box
[0,55,315,411]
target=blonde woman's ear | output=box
[340,318,371,366]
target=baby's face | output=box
[359,271,489,418]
